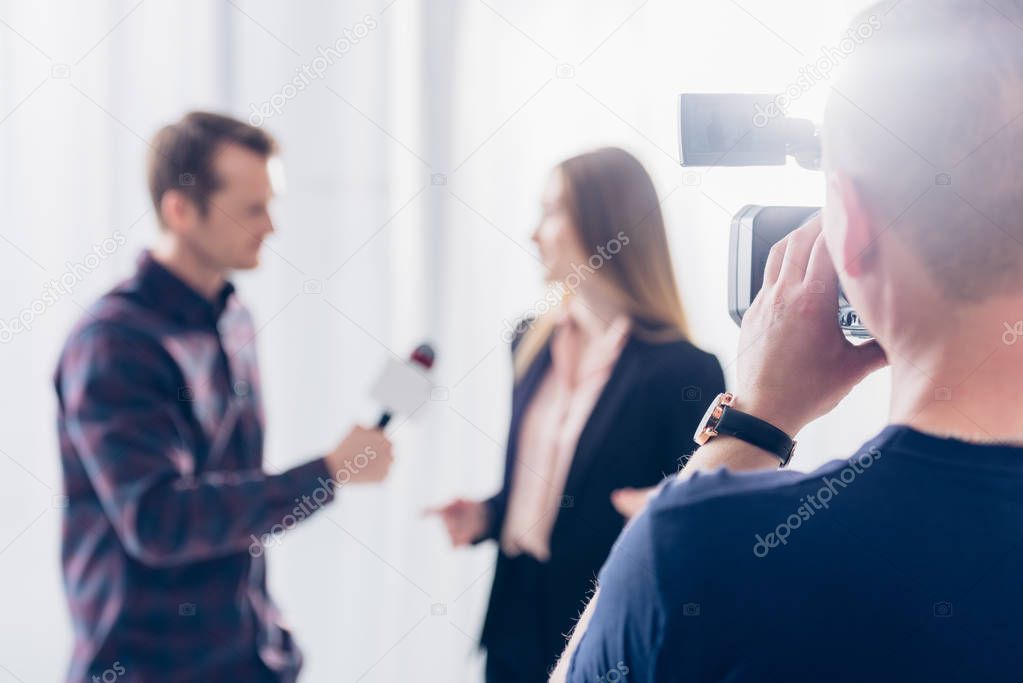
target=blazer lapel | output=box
[512,343,552,420]
[560,335,642,501]
[503,342,553,483]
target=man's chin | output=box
[235,249,263,270]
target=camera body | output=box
[729,205,869,337]
[678,93,870,338]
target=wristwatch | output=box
[693,392,796,466]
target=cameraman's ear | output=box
[826,172,878,279]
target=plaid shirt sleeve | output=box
[60,322,336,568]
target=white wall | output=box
[0,1,882,681]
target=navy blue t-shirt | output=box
[568,425,1023,682]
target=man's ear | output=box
[159,189,198,235]
[826,172,878,279]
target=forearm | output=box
[123,457,336,567]
[681,435,780,478]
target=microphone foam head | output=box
[410,343,436,370]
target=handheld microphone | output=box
[371,343,436,428]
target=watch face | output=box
[693,392,729,445]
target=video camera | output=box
[677,93,870,338]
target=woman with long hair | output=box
[429,147,725,682]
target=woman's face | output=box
[532,170,589,283]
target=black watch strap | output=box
[716,405,796,465]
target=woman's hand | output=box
[610,486,656,519]
[424,498,490,546]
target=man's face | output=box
[183,143,276,271]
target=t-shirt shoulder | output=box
[649,424,898,517]
[652,458,845,516]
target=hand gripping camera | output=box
[677,93,870,338]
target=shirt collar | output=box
[552,297,631,385]
[135,250,236,327]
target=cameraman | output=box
[553,1,1023,680]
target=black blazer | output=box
[478,328,726,676]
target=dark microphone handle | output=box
[377,412,392,429]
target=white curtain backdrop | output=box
[0,1,882,681]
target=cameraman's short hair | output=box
[824,0,1023,302]
[147,112,277,224]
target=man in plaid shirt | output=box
[54,112,393,682]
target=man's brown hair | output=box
[147,111,277,223]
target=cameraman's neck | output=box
[888,295,1023,444]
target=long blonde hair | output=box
[514,147,690,378]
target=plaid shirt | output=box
[55,252,335,682]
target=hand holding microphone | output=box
[324,426,394,485]
[323,342,436,486]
